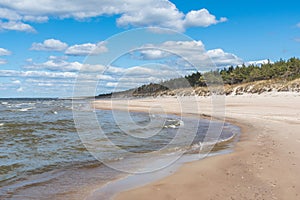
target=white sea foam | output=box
[164,119,184,129]
[14,103,36,108]
[0,123,4,127]
[18,107,35,112]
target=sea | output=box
[0,98,240,199]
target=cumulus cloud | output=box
[0,8,21,21]
[17,86,24,92]
[116,2,226,31]
[244,59,273,66]
[0,48,11,65]
[22,15,48,23]
[24,56,110,73]
[143,40,205,54]
[12,79,21,84]
[140,40,206,65]
[0,59,7,65]
[136,49,171,60]
[206,49,243,67]
[24,56,83,72]
[0,48,11,56]
[25,78,74,86]
[98,64,190,93]
[116,0,185,31]
[65,41,108,56]
[184,9,227,28]
[0,20,35,32]
[138,41,231,68]
[136,41,242,68]
[26,60,83,72]
[0,8,35,32]
[0,0,227,32]
[0,69,77,79]
[31,39,68,51]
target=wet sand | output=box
[94,92,300,200]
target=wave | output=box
[163,119,184,129]
[18,107,35,112]
[13,102,36,107]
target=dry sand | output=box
[93,92,300,200]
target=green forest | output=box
[142,57,300,92]
[186,57,300,87]
[98,57,300,97]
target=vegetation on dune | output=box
[136,57,300,92]
[97,57,300,97]
[219,57,300,85]
[184,57,300,87]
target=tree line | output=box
[133,57,300,94]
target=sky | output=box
[0,0,300,98]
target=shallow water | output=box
[0,99,239,199]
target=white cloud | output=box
[24,56,128,75]
[24,78,77,88]
[137,49,171,60]
[244,59,273,66]
[99,64,187,92]
[31,60,83,72]
[17,86,24,92]
[136,41,243,68]
[123,65,176,77]
[294,38,300,42]
[140,40,206,64]
[106,82,118,87]
[0,0,226,32]
[65,41,108,56]
[0,69,78,79]
[0,0,120,19]
[116,0,185,31]
[0,20,35,32]
[143,40,205,54]
[0,8,21,21]
[31,39,68,51]
[22,15,48,23]
[0,48,11,56]
[24,56,108,72]
[116,1,226,31]
[0,59,7,65]
[26,58,33,63]
[138,40,208,69]
[0,48,11,65]
[206,49,243,67]
[296,22,300,28]
[12,80,21,84]
[0,7,46,33]
[184,9,227,28]
[0,7,47,22]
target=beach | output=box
[93,92,300,200]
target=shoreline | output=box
[92,93,300,200]
[86,115,240,200]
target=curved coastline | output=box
[89,96,241,199]
[93,93,300,200]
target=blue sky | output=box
[0,0,300,98]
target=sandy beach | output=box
[93,92,300,200]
